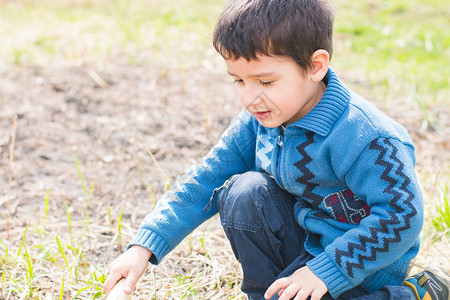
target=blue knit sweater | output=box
[130,68,423,298]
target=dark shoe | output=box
[403,266,450,300]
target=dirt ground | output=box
[0,56,448,298]
[0,56,239,228]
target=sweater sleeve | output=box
[307,137,424,297]
[128,110,256,264]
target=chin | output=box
[257,120,282,128]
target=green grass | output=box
[333,0,449,101]
[433,184,450,234]
[0,188,107,298]
[0,0,223,67]
[423,172,450,238]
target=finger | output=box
[123,272,140,295]
[293,289,308,300]
[104,272,123,295]
[265,278,291,299]
[278,284,302,300]
[310,287,327,300]
[294,291,306,300]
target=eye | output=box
[260,80,273,86]
[233,79,244,85]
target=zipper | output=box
[276,125,285,183]
[277,135,284,147]
[277,125,285,146]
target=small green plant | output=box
[182,272,202,299]
[42,189,49,235]
[200,220,211,250]
[17,223,30,257]
[74,155,88,198]
[65,202,74,244]
[56,235,71,275]
[431,183,450,235]
[147,182,156,206]
[23,247,35,297]
[56,235,85,283]
[174,272,202,299]
[89,269,107,298]
[107,206,113,229]
[74,155,95,232]
[59,275,65,300]
[111,207,124,248]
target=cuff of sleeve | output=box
[306,252,353,298]
[127,229,171,265]
[294,205,312,228]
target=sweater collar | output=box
[287,67,350,136]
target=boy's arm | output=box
[105,110,256,295]
[306,137,424,298]
[129,109,256,264]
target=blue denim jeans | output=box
[216,171,412,300]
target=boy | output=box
[105,0,449,299]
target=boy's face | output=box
[225,55,325,128]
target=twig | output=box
[87,69,109,88]
[428,169,440,205]
[138,134,170,185]
[7,114,18,238]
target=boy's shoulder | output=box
[332,90,414,149]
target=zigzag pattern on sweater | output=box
[334,138,417,278]
[256,133,274,171]
[294,131,323,206]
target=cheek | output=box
[276,91,300,113]
[286,86,304,104]
[237,88,245,105]
[272,90,290,105]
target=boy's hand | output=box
[104,245,152,296]
[264,266,328,300]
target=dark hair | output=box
[212,0,334,71]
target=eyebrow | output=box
[227,71,276,78]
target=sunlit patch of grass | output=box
[333,0,449,107]
[430,178,450,236]
[0,161,119,298]
[138,224,245,299]
[0,0,224,67]
[412,168,450,274]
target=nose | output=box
[240,85,263,108]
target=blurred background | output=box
[0,0,448,298]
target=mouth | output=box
[253,111,271,120]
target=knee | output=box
[217,171,273,219]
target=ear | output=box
[309,49,330,82]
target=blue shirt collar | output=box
[288,67,350,136]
